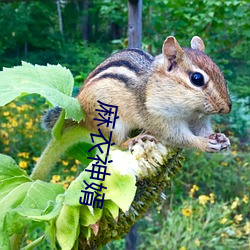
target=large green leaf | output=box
[0,154,65,248]
[1,181,65,238]
[0,154,30,181]
[64,150,137,217]
[56,205,80,250]
[103,159,136,212]
[0,176,32,201]
[79,205,103,227]
[20,181,64,212]
[0,62,84,121]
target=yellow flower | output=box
[221,162,228,167]
[4,147,10,152]
[244,221,250,234]
[3,111,9,116]
[234,214,243,224]
[9,102,16,108]
[179,247,186,250]
[243,195,248,204]
[71,165,77,172]
[198,195,210,206]
[18,152,30,159]
[232,150,237,156]
[236,229,243,237]
[11,119,18,127]
[66,176,75,182]
[194,238,201,247]
[62,160,69,166]
[51,175,61,183]
[0,130,8,138]
[3,138,9,145]
[189,184,199,197]
[32,157,39,163]
[75,159,81,165]
[17,105,31,112]
[19,161,28,169]
[231,198,240,209]
[182,207,192,217]
[63,182,69,189]
[26,121,33,129]
[209,193,215,204]
[220,217,228,224]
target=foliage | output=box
[138,193,249,249]
[0,62,182,249]
[0,0,249,249]
[0,62,84,121]
[106,140,250,249]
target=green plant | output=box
[138,193,249,250]
[0,62,182,249]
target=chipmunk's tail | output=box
[41,106,62,130]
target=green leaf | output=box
[64,150,137,214]
[26,195,64,223]
[56,205,80,250]
[0,182,33,218]
[0,62,85,122]
[0,231,10,250]
[103,164,136,212]
[0,181,64,237]
[20,181,64,212]
[103,200,119,219]
[0,176,31,201]
[3,210,32,239]
[0,154,30,181]
[79,205,103,227]
[80,226,92,240]
[45,220,56,249]
[63,164,98,211]
[66,141,97,165]
[0,154,65,242]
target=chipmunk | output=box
[44,36,232,153]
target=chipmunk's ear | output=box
[191,36,205,52]
[162,36,184,63]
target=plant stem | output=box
[30,125,92,181]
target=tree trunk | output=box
[82,0,89,41]
[125,224,137,250]
[128,0,142,48]
[56,0,63,36]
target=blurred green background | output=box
[0,0,249,249]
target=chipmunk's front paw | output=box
[129,134,156,152]
[206,133,230,152]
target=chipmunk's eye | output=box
[190,72,204,87]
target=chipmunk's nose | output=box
[219,101,232,114]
